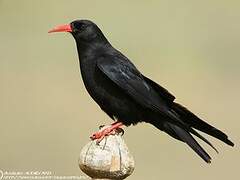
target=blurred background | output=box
[0,0,239,179]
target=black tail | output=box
[172,102,234,146]
[151,102,234,163]
[154,121,212,163]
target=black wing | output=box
[142,75,175,105]
[97,54,190,127]
[97,54,170,115]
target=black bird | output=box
[49,20,234,163]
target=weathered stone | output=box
[79,133,134,179]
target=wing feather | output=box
[96,55,187,127]
[97,56,168,113]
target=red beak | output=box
[48,24,72,33]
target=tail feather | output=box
[172,103,234,146]
[162,121,218,153]
[189,127,218,153]
[163,122,212,163]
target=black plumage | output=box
[49,20,234,163]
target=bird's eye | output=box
[74,23,86,31]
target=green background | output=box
[0,0,239,179]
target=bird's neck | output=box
[76,39,111,60]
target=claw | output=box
[98,125,105,130]
[90,122,123,143]
[116,128,124,136]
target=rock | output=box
[79,133,134,179]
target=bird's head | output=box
[49,20,107,43]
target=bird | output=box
[49,19,234,163]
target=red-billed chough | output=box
[49,20,234,163]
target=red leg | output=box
[90,122,123,142]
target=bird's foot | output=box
[90,122,123,143]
